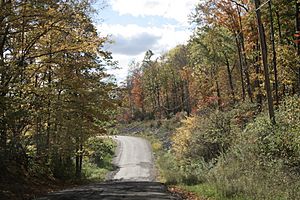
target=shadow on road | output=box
[36,181,181,200]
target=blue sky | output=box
[93,0,198,83]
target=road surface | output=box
[37,136,180,200]
[111,136,155,181]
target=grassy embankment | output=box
[118,96,300,200]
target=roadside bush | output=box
[82,161,109,181]
[260,96,300,172]
[157,152,182,184]
[82,137,116,180]
[179,158,210,185]
[85,137,115,168]
[207,96,300,199]
[172,110,233,162]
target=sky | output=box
[93,0,198,83]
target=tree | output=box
[0,0,117,180]
[254,0,276,124]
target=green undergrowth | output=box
[82,137,116,181]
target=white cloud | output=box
[97,0,198,83]
[98,23,192,83]
[108,32,160,56]
[106,53,145,83]
[109,0,198,25]
[99,23,191,54]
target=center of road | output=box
[111,136,156,182]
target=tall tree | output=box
[254,0,276,124]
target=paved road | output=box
[37,136,180,200]
[36,181,179,200]
[111,136,155,181]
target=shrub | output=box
[157,152,182,184]
[85,137,115,168]
[172,110,233,162]
[82,137,116,180]
[207,96,300,199]
[179,158,210,185]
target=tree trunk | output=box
[268,0,279,105]
[235,34,246,101]
[79,144,83,178]
[180,80,185,112]
[75,139,81,179]
[254,0,276,124]
[236,4,253,102]
[184,79,191,116]
[172,71,178,114]
[156,84,161,119]
[165,89,170,116]
[254,41,263,112]
[225,55,236,102]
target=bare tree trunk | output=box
[268,0,279,105]
[79,144,83,178]
[75,138,81,179]
[235,34,246,101]
[172,71,178,114]
[254,0,276,124]
[184,79,191,116]
[165,89,170,116]
[236,4,253,102]
[254,41,263,112]
[225,55,236,102]
[156,85,161,119]
[75,153,80,178]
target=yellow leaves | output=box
[152,142,162,152]
[172,117,199,159]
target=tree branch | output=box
[229,0,249,12]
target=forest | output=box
[0,0,117,198]
[1,0,300,199]
[120,0,300,199]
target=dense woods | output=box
[122,0,299,123]
[0,0,116,188]
[120,0,300,199]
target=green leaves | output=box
[0,0,117,180]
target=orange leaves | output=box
[131,73,144,109]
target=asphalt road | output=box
[36,136,180,200]
[111,136,155,181]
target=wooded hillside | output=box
[120,0,300,199]
[122,0,299,123]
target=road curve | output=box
[36,136,181,200]
[111,136,155,181]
